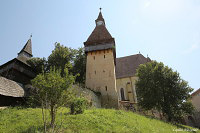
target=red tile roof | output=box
[85,25,113,45]
[84,11,114,46]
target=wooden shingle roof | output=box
[0,76,25,97]
[18,39,32,56]
[116,54,150,79]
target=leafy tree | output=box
[48,43,76,76]
[31,67,75,131]
[27,57,47,75]
[28,43,86,85]
[136,61,194,122]
[72,47,86,84]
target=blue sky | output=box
[0,0,199,91]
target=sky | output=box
[0,0,199,92]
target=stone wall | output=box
[73,85,101,108]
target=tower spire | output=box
[17,37,33,58]
[95,8,105,26]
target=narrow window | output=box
[93,56,95,60]
[104,55,105,58]
[105,86,107,91]
[91,52,92,55]
[89,73,91,79]
[95,71,96,74]
[120,88,125,101]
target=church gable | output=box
[116,54,150,79]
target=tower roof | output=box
[96,11,104,22]
[84,9,114,46]
[18,38,32,56]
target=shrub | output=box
[70,97,88,115]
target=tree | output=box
[136,61,194,122]
[31,67,75,131]
[48,43,76,76]
[28,43,86,85]
[72,47,86,84]
[27,57,47,75]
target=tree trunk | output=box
[50,105,56,130]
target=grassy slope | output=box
[0,108,199,133]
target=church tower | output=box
[84,9,119,108]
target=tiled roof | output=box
[19,39,32,56]
[116,54,150,79]
[84,11,113,46]
[0,76,25,97]
[85,25,113,45]
[96,11,104,22]
[191,88,200,97]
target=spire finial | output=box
[30,34,32,39]
[99,7,102,12]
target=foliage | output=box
[136,61,194,122]
[72,47,86,84]
[48,43,76,76]
[31,67,75,131]
[27,57,47,75]
[0,107,198,133]
[28,43,86,85]
[70,96,88,115]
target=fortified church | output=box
[84,9,150,108]
[0,10,150,108]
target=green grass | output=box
[0,107,199,133]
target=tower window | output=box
[104,55,105,58]
[105,86,107,91]
[89,73,91,79]
[95,71,96,74]
[93,56,95,60]
[120,88,125,101]
[91,52,92,55]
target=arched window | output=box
[120,88,125,101]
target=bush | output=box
[70,97,88,115]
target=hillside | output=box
[0,107,199,133]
